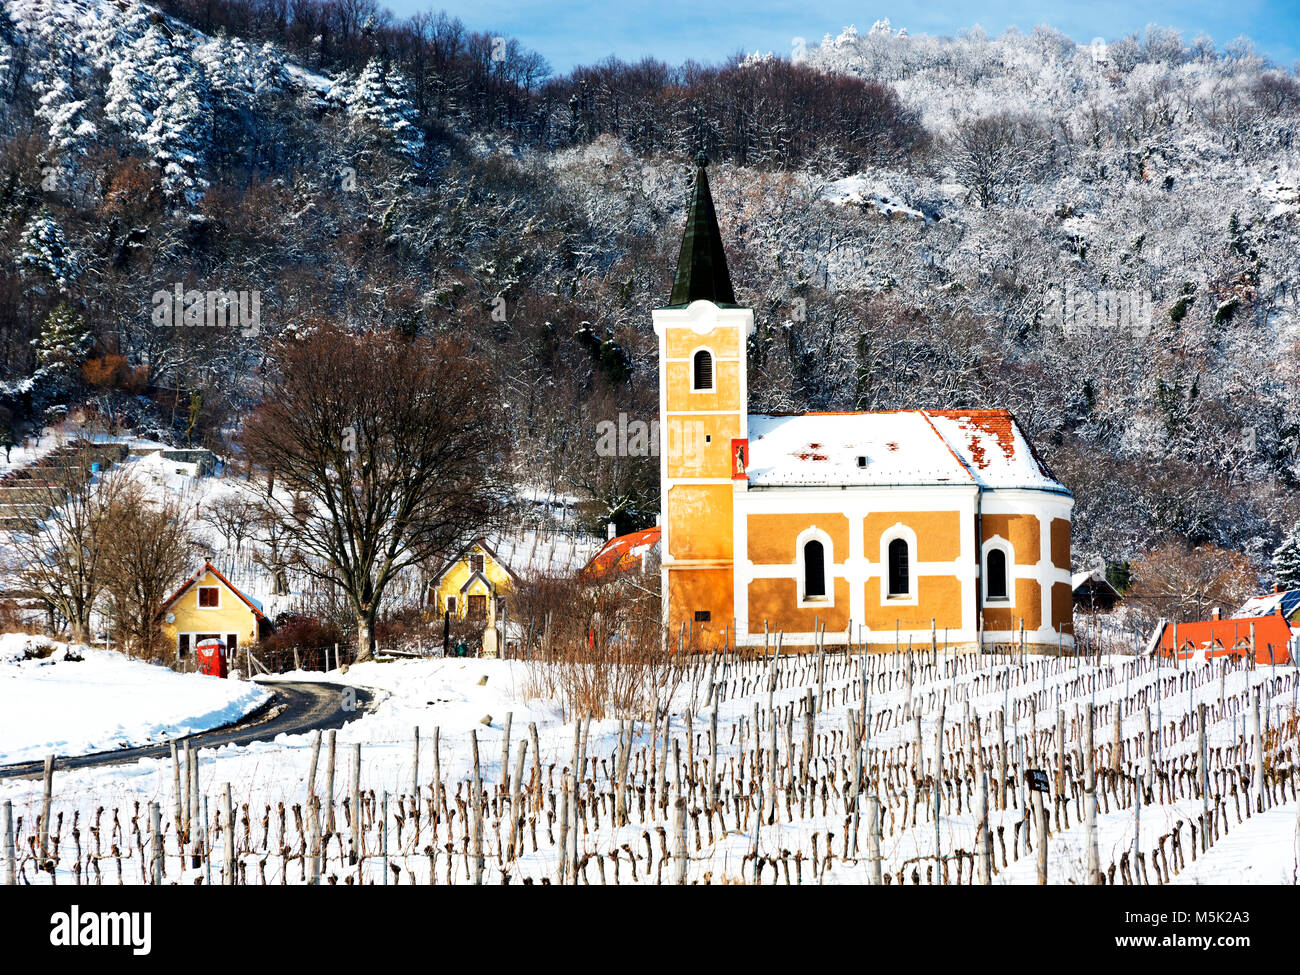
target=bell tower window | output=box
[692,349,714,391]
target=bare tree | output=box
[201,493,260,552]
[240,325,507,662]
[1126,540,1258,623]
[943,111,1047,207]
[3,452,127,643]
[101,483,196,658]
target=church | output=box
[655,155,1075,653]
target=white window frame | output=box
[196,585,221,610]
[689,346,715,393]
[795,526,834,607]
[879,523,918,606]
[982,536,1015,605]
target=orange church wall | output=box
[863,511,961,562]
[746,513,850,565]
[981,513,1040,564]
[862,575,963,630]
[665,327,740,359]
[668,568,734,649]
[667,485,733,559]
[1051,518,1071,570]
[663,414,740,479]
[665,360,742,412]
[747,577,850,632]
[982,578,1042,630]
[1051,581,1074,633]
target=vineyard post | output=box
[1252,689,1265,814]
[1134,770,1143,879]
[672,796,687,885]
[1084,703,1100,884]
[1031,784,1047,885]
[1197,702,1209,847]
[976,770,991,885]
[2,801,13,885]
[222,783,234,886]
[325,730,337,836]
[39,755,53,866]
[351,743,361,866]
[412,726,420,804]
[865,794,882,885]
[150,802,162,885]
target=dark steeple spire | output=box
[667,153,737,308]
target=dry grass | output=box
[511,569,681,721]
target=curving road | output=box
[0,680,375,780]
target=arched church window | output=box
[804,540,826,599]
[692,349,713,391]
[986,548,1008,600]
[888,538,910,596]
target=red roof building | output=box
[1154,613,1293,665]
[581,527,661,582]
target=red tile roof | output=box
[581,527,661,581]
[1156,615,1292,665]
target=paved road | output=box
[0,680,375,780]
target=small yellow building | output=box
[429,538,520,621]
[158,561,270,663]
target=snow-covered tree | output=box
[19,212,80,293]
[32,303,94,391]
[337,58,425,160]
[1272,528,1300,591]
[105,22,211,205]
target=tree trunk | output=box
[355,614,376,664]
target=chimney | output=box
[1210,607,1221,621]
[607,522,617,540]
[1274,584,1281,594]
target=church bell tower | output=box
[652,154,753,648]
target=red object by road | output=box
[195,638,228,678]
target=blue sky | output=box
[382,0,1298,75]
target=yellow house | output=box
[158,561,270,664]
[429,538,520,621]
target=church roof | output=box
[664,154,738,308]
[744,409,1068,493]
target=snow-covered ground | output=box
[0,634,271,766]
[1,647,1295,885]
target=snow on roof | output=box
[1234,589,1300,619]
[582,527,661,580]
[746,410,1065,491]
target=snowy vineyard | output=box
[3,646,1299,886]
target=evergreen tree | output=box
[33,303,94,383]
[341,58,425,160]
[1272,527,1300,591]
[18,211,80,293]
[105,23,211,205]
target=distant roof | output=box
[581,527,662,581]
[745,409,1066,492]
[1071,568,1120,598]
[664,154,738,309]
[1234,589,1300,619]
